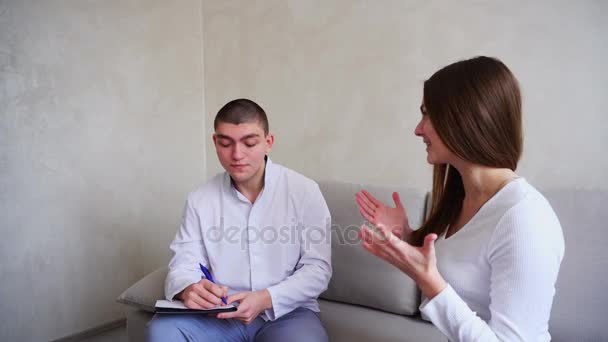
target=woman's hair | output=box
[411,56,523,246]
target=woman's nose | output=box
[414,120,424,136]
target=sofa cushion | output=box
[319,299,444,342]
[317,180,428,316]
[116,267,167,312]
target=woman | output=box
[356,56,564,341]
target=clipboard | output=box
[155,299,238,314]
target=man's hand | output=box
[216,289,273,324]
[178,279,228,309]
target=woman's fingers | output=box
[359,224,373,243]
[361,226,439,283]
[358,207,375,223]
[362,190,382,207]
[422,233,438,257]
[392,192,404,208]
[356,192,376,216]
[375,223,401,245]
[360,227,391,255]
[357,199,376,220]
[360,224,400,259]
[359,224,385,244]
[361,240,390,260]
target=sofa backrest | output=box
[317,180,428,316]
[317,180,607,340]
[543,188,608,341]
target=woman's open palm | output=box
[356,190,411,238]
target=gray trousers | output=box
[147,307,328,342]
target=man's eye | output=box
[245,143,257,148]
[219,142,231,148]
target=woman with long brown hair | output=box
[356,56,564,341]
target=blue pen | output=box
[199,263,228,305]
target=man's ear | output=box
[212,133,217,145]
[265,133,275,152]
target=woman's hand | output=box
[359,223,446,299]
[356,190,412,239]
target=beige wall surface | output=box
[202,0,607,191]
[0,1,205,340]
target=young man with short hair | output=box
[147,99,332,342]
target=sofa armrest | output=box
[117,267,167,312]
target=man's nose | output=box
[232,144,244,160]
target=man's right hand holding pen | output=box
[177,280,229,310]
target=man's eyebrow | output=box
[215,134,234,141]
[240,134,261,140]
[215,133,261,141]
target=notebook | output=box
[154,299,238,314]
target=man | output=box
[148,99,332,341]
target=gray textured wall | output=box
[0,1,205,340]
[203,0,608,191]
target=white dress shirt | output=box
[420,178,565,341]
[165,159,332,320]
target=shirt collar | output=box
[225,156,274,202]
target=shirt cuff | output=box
[419,283,473,337]
[419,283,455,316]
[165,274,200,301]
[265,285,294,320]
[264,307,276,321]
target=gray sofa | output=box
[118,181,608,341]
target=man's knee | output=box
[147,314,253,342]
[256,309,328,342]
[147,315,187,341]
